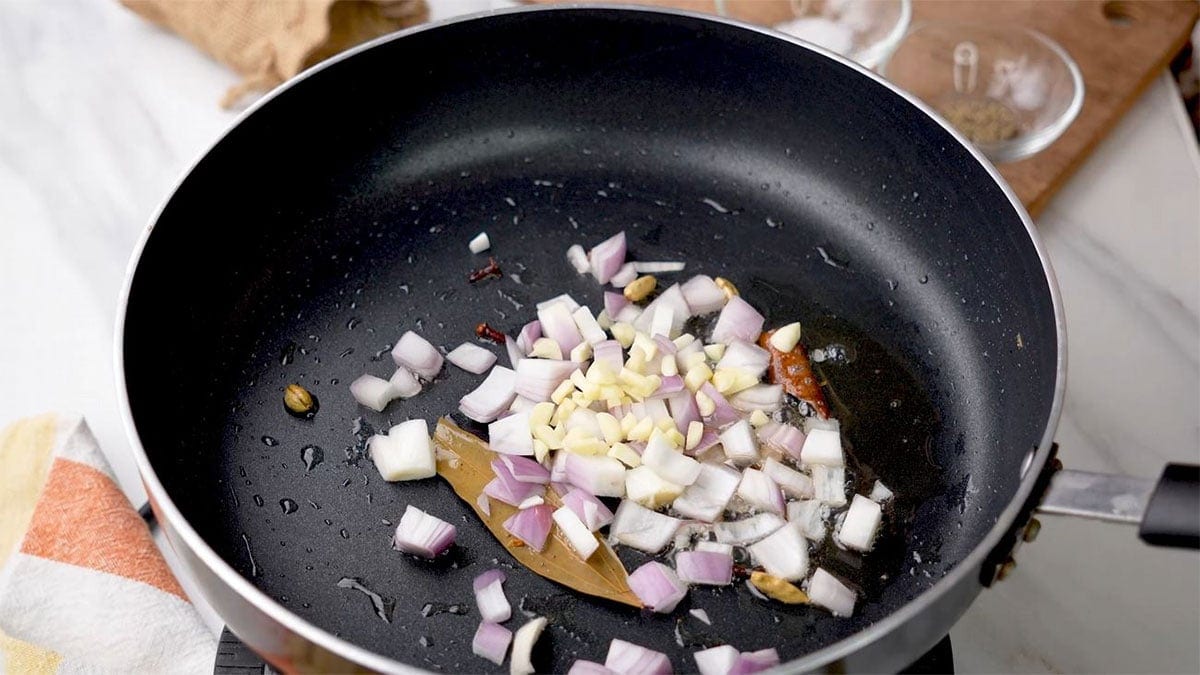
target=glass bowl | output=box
[772,0,912,70]
[880,21,1084,163]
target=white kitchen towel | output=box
[0,413,215,673]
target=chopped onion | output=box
[390,331,444,379]
[729,649,780,675]
[836,494,882,552]
[695,540,733,556]
[350,374,394,412]
[550,450,568,483]
[650,375,686,399]
[447,342,498,374]
[632,261,686,273]
[649,304,675,338]
[763,457,813,499]
[370,419,435,481]
[565,408,603,438]
[869,479,894,502]
[536,293,581,313]
[567,244,591,274]
[506,336,525,368]
[642,435,702,485]
[736,468,785,514]
[509,396,537,414]
[610,500,681,553]
[605,639,673,675]
[514,358,577,402]
[718,419,759,465]
[614,304,643,324]
[459,365,518,422]
[756,422,805,461]
[625,465,684,509]
[538,301,583,353]
[709,296,764,345]
[573,306,608,345]
[689,608,712,625]
[469,232,491,254]
[562,488,615,531]
[628,561,688,613]
[713,513,785,545]
[698,383,740,427]
[729,384,783,413]
[473,621,512,666]
[589,231,627,284]
[474,573,512,623]
[610,262,638,288]
[500,455,551,484]
[393,505,457,558]
[564,454,627,498]
[808,568,855,617]
[653,335,678,355]
[592,340,625,372]
[680,275,728,315]
[800,428,844,466]
[633,283,691,336]
[748,522,809,581]
[604,292,629,318]
[666,391,701,434]
[388,366,422,399]
[516,320,542,354]
[672,463,740,522]
[518,494,545,509]
[488,411,534,455]
[502,504,553,552]
[553,505,600,559]
[510,616,549,675]
[484,472,544,508]
[568,661,616,675]
[674,550,733,586]
[811,465,847,507]
[694,645,739,675]
[673,521,712,551]
[716,340,770,377]
[477,493,492,517]
[787,499,829,540]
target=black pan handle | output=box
[1037,463,1200,550]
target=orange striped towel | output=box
[0,414,215,673]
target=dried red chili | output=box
[468,257,502,283]
[759,329,830,418]
[475,322,506,344]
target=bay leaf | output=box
[433,418,641,608]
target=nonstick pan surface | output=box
[120,7,1063,672]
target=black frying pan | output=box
[120,7,1068,672]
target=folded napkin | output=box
[0,414,215,673]
[120,0,429,108]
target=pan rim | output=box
[113,4,1067,672]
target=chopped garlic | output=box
[660,356,678,376]
[695,391,716,417]
[611,322,636,348]
[627,417,655,441]
[529,401,556,429]
[550,380,574,405]
[625,466,684,508]
[769,322,802,352]
[533,439,550,462]
[749,409,770,427]
[530,337,563,360]
[703,343,726,361]
[608,442,642,467]
[685,421,704,450]
[469,232,491,254]
[673,333,696,349]
[684,364,713,392]
[570,342,593,362]
[597,413,622,445]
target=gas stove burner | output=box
[213,627,953,673]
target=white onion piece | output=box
[713,513,785,545]
[718,419,759,465]
[550,450,569,483]
[674,550,733,585]
[572,306,608,345]
[473,621,512,666]
[605,639,673,675]
[369,425,435,482]
[837,494,882,552]
[502,504,553,552]
[514,358,577,402]
[695,540,733,556]
[632,261,686,273]
[786,499,829,540]
[800,428,844,466]
[694,645,739,675]
[808,568,855,617]
[673,521,711,551]
[666,390,700,434]
[517,494,545,509]
[729,384,783,413]
[699,383,740,427]
[589,231,627,284]
[763,457,813,498]
[508,396,537,413]
[459,365,517,422]
[749,521,809,580]
[803,416,840,434]
[477,493,492,517]
[553,505,600,559]
[811,465,847,507]
[610,262,638,288]
[500,455,551,484]
[709,296,764,344]
[387,366,422,399]
[614,304,643,324]
[474,576,512,623]
[562,488,615,531]
[716,340,770,377]
[350,374,394,412]
[538,301,583,353]
[736,468,785,514]
[510,616,549,675]
[603,292,628,318]
[649,304,674,338]
[505,336,524,368]
[489,412,535,455]
[642,435,701,485]
[393,505,457,558]
[566,244,591,274]
[564,454,626,497]
[447,343,498,374]
[633,283,690,336]
[672,462,740,522]
[565,408,602,438]
[689,608,712,625]
[869,479,894,502]
[628,561,687,613]
[610,500,681,553]
[680,275,728,315]
[756,422,805,461]
[729,649,780,675]
[391,331,444,379]
[568,661,616,675]
[592,340,625,372]
[535,293,581,312]
[516,321,542,355]
[469,232,491,254]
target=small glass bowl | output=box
[773,0,912,70]
[880,21,1084,163]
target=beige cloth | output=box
[121,0,428,108]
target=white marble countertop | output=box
[1,0,1197,672]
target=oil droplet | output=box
[886,279,898,291]
[261,436,278,447]
[919,275,929,284]
[241,534,258,577]
[280,498,298,514]
[346,317,361,330]
[280,342,296,365]
[253,494,264,508]
[340,528,350,539]
[301,445,325,472]
[339,347,354,358]
[336,577,394,623]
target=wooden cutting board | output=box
[529,0,1198,215]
